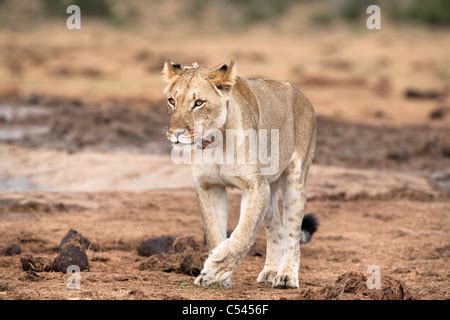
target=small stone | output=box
[137,236,175,257]
[3,244,21,256]
[172,236,200,253]
[20,255,52,272]
[59,229,91,250]
[52,240,90,273]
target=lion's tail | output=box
[300,213,319,244]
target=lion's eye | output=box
[193,100,204,109]
[168,98,175,106]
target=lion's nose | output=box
[168,129,187,143]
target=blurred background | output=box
[0,1,449,300]
[0,0,449,191]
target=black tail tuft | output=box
[300,213,319,244]
[302,213,319,235]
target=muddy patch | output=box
[2,101,450,179]
[0,105,50,142]
[299,272,413,300]
[139,251,207,277]
[3,102,170,153]
[20,255,52,272]
[0,197,88,213]
[139,236,207,276]
[137,236,176,257]
[316,117,450,174]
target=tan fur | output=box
[162,61,316,289]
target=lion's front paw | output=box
[194,240,237,288]
[194,257,233,288]
[194,269,232,288]
[272,272,299,289]
[256,269,277,284]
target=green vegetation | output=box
[228,0,299,24]
[309,11,334,26]
[0,0,448,28]
[394,0,450,26]
[41,0,134,26]
[338,0,376,22]
[338,0,450,27]
[43,0,111,17]
[187,0,302,26]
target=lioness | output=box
[162,60,318,289]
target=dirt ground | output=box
[0,190,448,300]
[0,145,448,299]
[0,8,450,299]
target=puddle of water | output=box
[0,175,43,192]
[0,126,50,141]
[0,105,51,142]
[0,105,50,122]
[431,172,450,194]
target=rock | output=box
[439,136,450,157]
[59,229,91,250]
[172,236,201,253]
[20,255,52,272]
[3,244,21,256]
[429,107,446,120]
[89,242,101,252]
[137,236,175,257]
[91,255,109,262]
[404,88,443,100]
[387,150,410,162]
[52,240,90,273]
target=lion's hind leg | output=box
[272,154,309,289]
[257,180,284,284]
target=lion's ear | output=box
[208,60,237,91]
[162,60,184,83]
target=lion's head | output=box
[162,60,237,148]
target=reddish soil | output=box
[0,18,449,300]
[0,190,448,300]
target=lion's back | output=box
[238,77,316,165]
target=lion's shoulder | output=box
[233,76,297,110]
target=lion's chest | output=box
[191,163,260,189]
[191,162,284,191]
